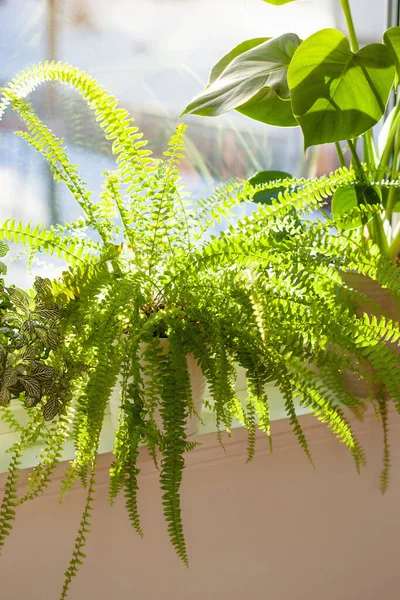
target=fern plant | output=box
[0,62,400,600]
[183,0,400,491]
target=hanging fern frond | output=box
[60,466,96,600]
[158,334,189,566]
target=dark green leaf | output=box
[248,170,292,204]
[3,367,18,388]
[0,347,7,367]
[183,33,301,127]
[8,287,31,311]
[209,38,269,85]
[20,375,42,399]
[288,29,395,148]
[384,27,400,82]
[46,330,59,350]
[0,241,8,258]
[43,380,57,395]
[24,396,41,408]
[43,397,59,421]
[0,387,11,406]
[31,363,55,381]
[18,346,37,362]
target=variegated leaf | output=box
[43,397,60,421]
[0,386,11,406]
[25,395,41,408]
[31,363,55,381]
[0,240,9,258]
[3,367,18,388]
[43,380,57,395]
[8,287,32,311]
[33,276,52,294]
[18,346,37,362]
[34,305,59,321]
[46,330,59,350]
[20,375,42,399]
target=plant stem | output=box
[385,130,400,219]
[370,213,390,258]
[347,138,364,176]
[378,102,400,171]
[388,222,400,260]
[363,130,376,168]
[335,142,346,167]
[339,0,359,52]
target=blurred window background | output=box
[0,0,392,283]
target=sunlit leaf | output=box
[183,33,301,127]
[288,29,395,148]
[248,170,292,204]
[384,26,400,82]
[332,184,379,230]
[43,397,60,421]
[209,38,269,85]
[332,186,360,230]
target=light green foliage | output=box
[1,61,400,599]
[383,27,400,81]
[184,0,400,258]
[288,29,394,148]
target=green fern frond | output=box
[60,467,96,600]
[18,407,74,504]
[0,404,24,434]
[159,334,189,566]
[0,219,96,266]
[0,61,155,194]
[377,394,391,494]
[244,396,257,462]
[0,403,44,552]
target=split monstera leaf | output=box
[183,25,398,150]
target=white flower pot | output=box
[109,339,206,436]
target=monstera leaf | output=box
[209,38,269,85]
[332,184,380,230]
[288,29,395,148]
[183,33,301,127]
[384,26,400,81]
[248,170,292,204]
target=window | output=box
[0,0,392,285]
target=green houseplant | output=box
[183,0,400,262]
[1,63,400,599]
[183,0,400,395]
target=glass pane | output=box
[0,0,391,285]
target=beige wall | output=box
[1,408,400,600]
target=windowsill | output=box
[0,372,308,475]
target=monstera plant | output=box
[184,0,400,262]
